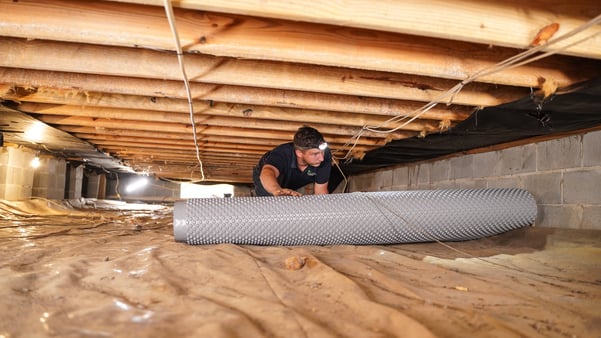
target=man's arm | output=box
[314,182,329,195]
[260,164,302,196]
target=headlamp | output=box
[297,140,328,151]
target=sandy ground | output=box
[0,199,600,338]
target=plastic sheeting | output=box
[339,77,601,183]
[2,198,599,337]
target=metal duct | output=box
[174,188,537,246]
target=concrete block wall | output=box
[0,147,68,200]
[0,146,180,202]
[32,157,67,199]
[348,129,601,230]
[0,147,36,200]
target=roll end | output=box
[173,200,188,243]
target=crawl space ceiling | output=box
[1,0,601,185]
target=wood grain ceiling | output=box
[1,0,600,183]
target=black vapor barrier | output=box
[333,76,601,188]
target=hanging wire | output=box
[331,157,348,192]
[341,14,601,160]
[114,173,121,200]
[163,0,205,181]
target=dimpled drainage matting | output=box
[173,188,537,246]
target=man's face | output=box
[298,148,324,167]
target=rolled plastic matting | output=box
[173,188,537,246]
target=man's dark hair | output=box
[293,126,325,150]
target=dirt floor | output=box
[0,199,600,338]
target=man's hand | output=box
[273,188,302,197]
[259,165,301,196]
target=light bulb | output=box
[31,156,41,168]
[126,177,149,193]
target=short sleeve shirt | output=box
[254,142,332,192]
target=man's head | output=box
[294,126,327,150]
[293,126,327,167]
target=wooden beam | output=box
[91,139,272,153]
[0,38,529,107]
[140,162,257,169]
[25,101,426,140]
[124,163,252,183]
[123,159,254,182]
[35,115,194,134]
[107,0,601,59]
[33,114,405,142]
[92,140,366,160]
[100,145,266,157]
[2,85,472,122]
[75,133,374,153]
[16,102,448,133]
[0,69,475,120]
[117,153,259,165]
[63,126,197,141]
[126,156,259,165]
[127,160,257,169]
[119,152,259,161]
[62,126,388,147]
[34,117,395,159]
[3,0,599,84]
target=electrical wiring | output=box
[114,172,121,200]
[163,0,205,182]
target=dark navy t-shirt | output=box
[253,142,332,196]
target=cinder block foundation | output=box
[349,129,601,230]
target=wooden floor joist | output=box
[108,0,601,59]
[0,68,475,120]
[4,0,600,82]
[1,0,600,182]
[0,37,531,107]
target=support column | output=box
[65,162,84,199]
[83,170,107,199]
